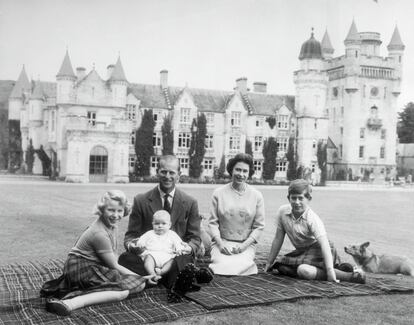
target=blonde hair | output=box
[153,210,171,222]
[94,190,131,217]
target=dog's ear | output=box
[362,241,370,248]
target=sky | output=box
[0,0,413,108]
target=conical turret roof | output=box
[344,19,360,44]
[321,30,334,53]
[10,65,31,99]
[387,25,405,50]
[57,50,76,78]
[31,81,45,100]
[109,57,127,82]
[299,31,322,60]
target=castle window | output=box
[360,128,365,139]
[153,112,158,122]
[130,131,135,145]
[340,127,343,136]
[179,157,189,169]
[254,136,263,152]
[231,111,241,126]
[254,160,263,173]
[277,115,288,129]
[363,85,366,98]
[380,147,385,159]
[180,108,191,124]
[87,111,96,126]
[153,132,162,147]
[341,106,344,117]
[276,161,287,172]
[205,134,214,149]
[129,156,135,168]
[127,104,137,121]
[178,132,191,148]
[314,119,317,130]
[204,159,213,170]
[339,144,343,158]
[256,117,264,128]
[370,106,378,117]
[277,137,288,153]
[50,110,56,132]
[151,156,160,168]
[229,136,241,150]
[359,146,364,158]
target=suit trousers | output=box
[118,251,194,289]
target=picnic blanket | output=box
[1,259,414,324]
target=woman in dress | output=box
[208,153,265,275]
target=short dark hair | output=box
[287,179,312,200]
[157,155,181,173]
[226,153,255,178]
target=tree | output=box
[286,136,297,181]
[25,139,35,174]
[189,113,207,178]
[135,109,155,176]
[397,102,414,143]
[317,140,328,185]
[262,137,277,180]
[8,120,22,172]
[216,155,226,179]
[245,139,253,156]
[161,113,174,155]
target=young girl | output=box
[41,190,153,316]
[136,210,190,283]
[265,179,365,284]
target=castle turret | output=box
[56,50,76,104]
[344,19,361,58]
[321,29,334,59]
[387,25,404,79]
[294,29,329,170]
[108,56,127,107]
[8,65,31,120]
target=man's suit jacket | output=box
[124,186,201,255]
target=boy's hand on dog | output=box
[128,239,145,255]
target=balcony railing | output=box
[367,117,382,130]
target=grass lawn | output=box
[1,180,414,324]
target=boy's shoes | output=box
[171,263,200,297]
[46,298,71,316]
[275,264,298,278]
[350,270,366,284]
[195,267,214,284]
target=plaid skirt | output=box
[274,241,341,270]
[40,254,147,299]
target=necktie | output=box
[163,193,171,213]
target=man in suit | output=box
[119,155,201,288]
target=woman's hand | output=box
[231,241,249,254]
[217,241,232,255]
[264,262,273,272]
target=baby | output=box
[136,210,190,282]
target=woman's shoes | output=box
[46,298,71,316]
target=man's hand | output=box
[178,242,192,255]
[128,239,144,255]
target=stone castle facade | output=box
[7,21,404,183]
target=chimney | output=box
[160,70,168,89]
[236,77,248,93]
[76,67,86,80]
[107,64,115,80]
[253,82,267,93]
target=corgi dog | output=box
[344,242,413,276]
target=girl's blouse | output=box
[208,183,265,243]
[69,219,117,263]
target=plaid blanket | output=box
[1,258,414,324]
[186,272,414,310]
[0,260,206,324]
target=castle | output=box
[7,21,404,183]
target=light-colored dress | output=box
[137,229,184,267]
[208,183,265,275]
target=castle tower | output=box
[387,25,405,81]
[321,29,334,60]
[108,56,128,107]
[56,50,76,104]
[8,66,31,120]
[294,30,329,171]
[344,19,361,58]
[28,81,45,148]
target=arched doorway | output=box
[89,146,108,183]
